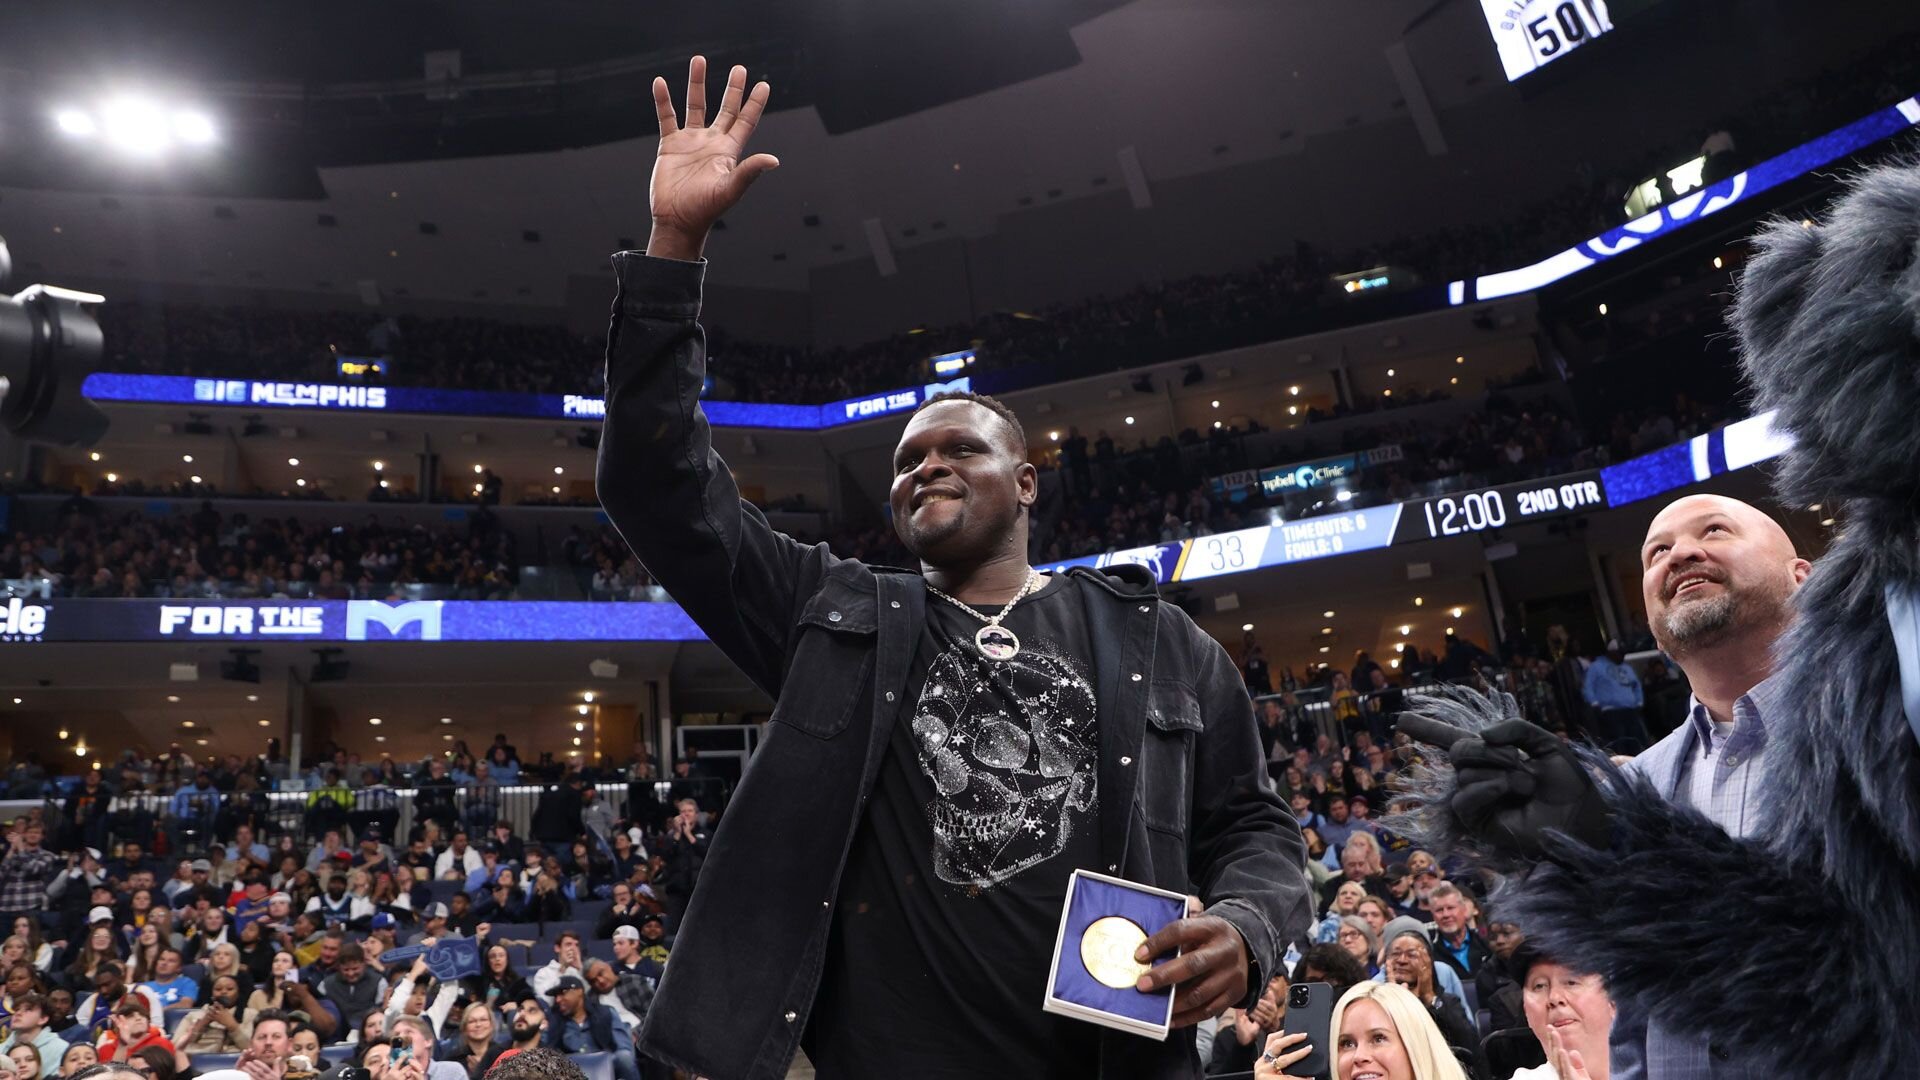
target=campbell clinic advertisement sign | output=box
[1210,445,1403,501]
[0,597,52,642]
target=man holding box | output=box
[595,56,1311,1079]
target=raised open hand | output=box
[647,56,778,260]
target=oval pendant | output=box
[975,623,1020,661]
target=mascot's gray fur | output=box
[1391,161,1920,1075]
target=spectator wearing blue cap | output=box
[367,912,399,944]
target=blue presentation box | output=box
[1042,869,1187,1040]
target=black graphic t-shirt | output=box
[807,573,1106,1078]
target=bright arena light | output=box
[101,97,171,156]
[54,97,218,156]
[54,107,97,137]
[173,109,217,145]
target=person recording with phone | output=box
[261,963,335,1045]
[170,975,251,1054]
[1260,982,1470,1080]
[361,1037,426,1080]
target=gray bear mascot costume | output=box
[1395,160,1920,1076]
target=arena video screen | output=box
[1480,0,1614,82]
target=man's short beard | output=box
[1660,591,1738,652]
[901,513,964,556]
[1659,572,1795,658]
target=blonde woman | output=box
[448,1002,499,1080]
[196,943,251,1004]
[1258,981,1470,1080]
[1338,832,1386,885]
[0,938,30,975]
[1313,880,1369,944]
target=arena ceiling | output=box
[0,0,1506,301]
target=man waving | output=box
[596,56,1310,1080]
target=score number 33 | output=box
[1201,534,1247,572]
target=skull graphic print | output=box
[909,631,1099,890]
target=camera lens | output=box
[1290,986,1307,1005]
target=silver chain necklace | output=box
[925,569,1041,660]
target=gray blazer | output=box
[1612,711,1767,1080]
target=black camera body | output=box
[0,234,110,447]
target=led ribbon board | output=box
[0,598,705,645]
[80,375,972,432]
[1449,96,1920,305]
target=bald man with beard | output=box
[1606,494,1810,1080]
[1400,493,1813,1080]
[1630,494,1810,808]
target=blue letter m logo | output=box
[345,600,445,641]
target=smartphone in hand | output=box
[1280,981,1334,1079]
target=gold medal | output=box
[1079,915,1150,990]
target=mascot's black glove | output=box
[1397,716,1614,861]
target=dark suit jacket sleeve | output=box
[594,252,838,698]
[1188,631,1315,1008]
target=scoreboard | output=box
[1392,471,1608,543]
[1479,0,1614,82]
